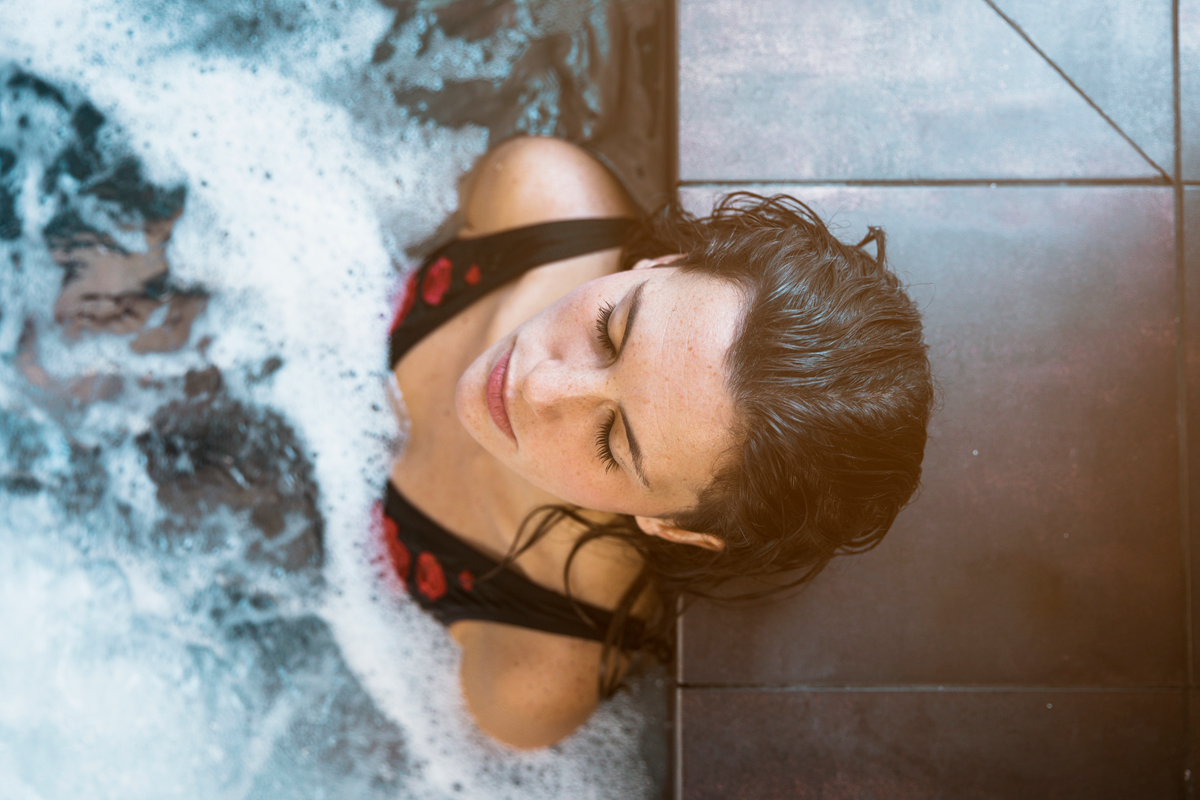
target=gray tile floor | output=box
[676,1,1198,797]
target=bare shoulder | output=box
[454,620,609,749]
[458,136,639,238]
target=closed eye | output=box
[590,282,652,489]
[595,408,619,473]
[593,300,619,472]
[594,300,617,357]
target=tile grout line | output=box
[669,0,683,795]
[677,684,1191,693]
[674,597,684,800]
[665,0,679,198]
[1175,0,1190,688]
[979,0,1172,181]
[1173,0,1194,796]
[680,178,1173,188]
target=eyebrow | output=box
[616,280,651,490]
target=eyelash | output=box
[593,301,618,473]
[595,409,619,474]
[594,300,617,356]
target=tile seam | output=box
[674,596,684,800]
[1172,0,1194,795]
[677,684,1189,693]
[1174,0,1191,693]
[670,0,681,791]
[666,0,678,199]
[678,179,1173,188]
[981,0,1171,180]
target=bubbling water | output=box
[0,1,666,798]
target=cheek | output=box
[525,432,587,483]
[452,372,473,431]
[517,427,664,516]
[521,439,616,507]
[453,352,493,443]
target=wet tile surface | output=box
[1192,692,1200,793]
[678,185,1182,687]
[988,0,1174,175]
[678,0,1158,182]
[1189,188,1200,684]
[680,689,1186,800]
[1186,0,1200,181]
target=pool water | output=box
[0,2,668,798]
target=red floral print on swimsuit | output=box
[464,263,481,286]
[458,569,474,592]
[389,272,419,334]
[416,551,447,601]
[421,256,453,305]
[372,501,411,589]
[383,517,411,588]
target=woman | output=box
[383,136,932,748]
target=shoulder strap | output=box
[389,217,634,368]
[384,481,647,650]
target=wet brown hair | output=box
[504,192,934,695]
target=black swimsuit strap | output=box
[382,215,646,650]
[388,217,634,368]
[384,481,647,651]
[465,217,636,281]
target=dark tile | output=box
[1184,0,1200,180]
[585,0,672,211]
[1191,692,1200,790]
[679,186,1182,687]
[988,0,1173,174]
[1188,188,1200,683]
[678,0,1158,182]
[680,688,1186,800]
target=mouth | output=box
[486,344,516,442]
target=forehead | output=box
[636,269,744,502]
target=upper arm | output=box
[456,621,603,749]
[458,136,639,238]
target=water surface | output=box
[0,2,667,797]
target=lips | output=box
[486,345,516,442]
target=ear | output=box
[632,253,687,270]
[634,515,725,551]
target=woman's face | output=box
[455,262,744,522]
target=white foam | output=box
[0,1,662,797]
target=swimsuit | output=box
[382,217,645,651]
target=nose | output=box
[520,356,606,418]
